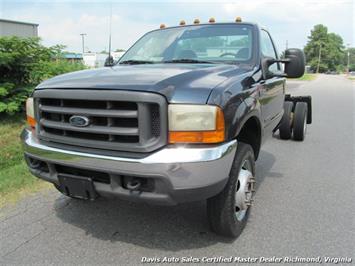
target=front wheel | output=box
[207,142,256,238]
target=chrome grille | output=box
[34,89,167,153]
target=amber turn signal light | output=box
[26,97,36,128]
[27,116,36,128]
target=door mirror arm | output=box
[261,57,278,80]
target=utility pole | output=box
[346,43,350,75]
[80,33,87,55]
[347,50,350,75]
[284,40,288,58]
[316,43,322,73]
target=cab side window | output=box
[260,30,279,73]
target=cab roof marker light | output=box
[193,18,200,24]
[209,17,215,23]
[160,24,166,29]
[179,20,186,26]
[235,17,242,22]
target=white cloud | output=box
[3,0,353,52]
[222,0,352,23]
[10,8,157,52]
[219,0,353,48]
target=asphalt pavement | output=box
[0,74,354,265]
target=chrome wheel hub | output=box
[235,160,255,221]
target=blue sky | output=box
[1,0,353,53]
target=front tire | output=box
[207,142,256,238]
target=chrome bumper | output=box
[21,129,237,205]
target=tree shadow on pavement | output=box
[54,150,277,251]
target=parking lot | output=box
[0,74,354,265]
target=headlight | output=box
[168,104,225,143]
[26,97,36,128]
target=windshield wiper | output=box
[163,58,215,64]
[119,58,215,65]
[119,60,155,65]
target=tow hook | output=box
[125,179,142,191]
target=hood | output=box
[37,64,250,104]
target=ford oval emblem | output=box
[69,115,90,127]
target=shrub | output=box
[0,36,86,114]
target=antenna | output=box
[105,3,113,67]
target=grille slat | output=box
[40,119,139,136]
[39,105,138,118]
[40,131,139,146]
[34,89,167,153]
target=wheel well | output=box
[237,117,261,159]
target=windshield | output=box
[119,24,254,64]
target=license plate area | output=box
[58,174,97,200]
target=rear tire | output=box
[279,101,293,140]
[207,142,256,238]
[293,102,308,141]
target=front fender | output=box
[222,94,262,140]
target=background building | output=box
[83,51,125,68]
[112,51,125,60]
[0,18,38,37]
[83,52,108,68]
[62,52,83,63]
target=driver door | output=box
[259,30,285,133]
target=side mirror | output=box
[104,55,114,67]
[284,48,305,78]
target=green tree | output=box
[0,37,52,85]
[179,37,224,52]
[0,37,85,114]
[229,37,249,47]
[326,33,345,71]
[344,47,355,71]
[304,24,345,72]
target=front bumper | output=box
[21,129,237,205]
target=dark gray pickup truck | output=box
[22,19,312,237]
